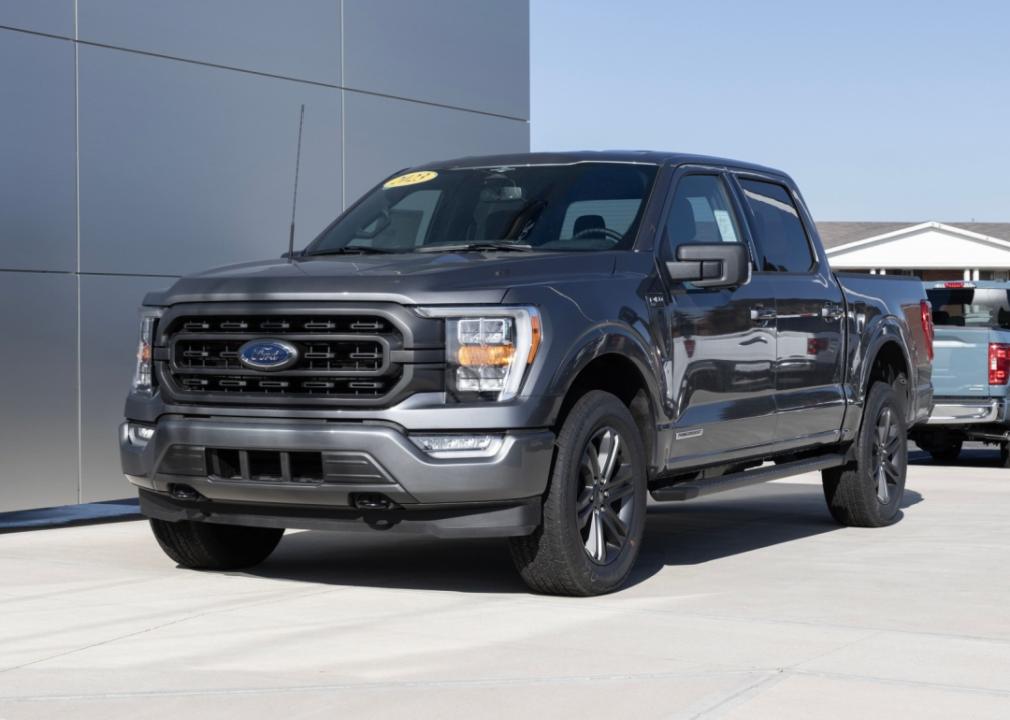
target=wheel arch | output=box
[548,328,664,475]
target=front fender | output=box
[546,323,665,415]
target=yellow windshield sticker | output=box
[384,170,438,189]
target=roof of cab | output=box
[413,150,785,177]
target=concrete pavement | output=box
[1,449,1008,718]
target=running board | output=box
[649,453,847,502]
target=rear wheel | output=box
[920,439,962,464]
[822,380,907,527]
[150,519,284,570]
[508,391,647,596]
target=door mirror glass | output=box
[666,242,750,288]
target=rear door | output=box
[927,283,1004,397]
[659,169,778,469]
[732,175,847,446]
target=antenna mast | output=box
[288,103,305,262]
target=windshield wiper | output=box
[308,246,399,256]
[417,242,534,253]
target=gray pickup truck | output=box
[121,151,934,595]
[912,280,1010,464]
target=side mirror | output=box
[280,249,303,259]
[665,242,750,289]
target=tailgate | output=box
[932,326,990,397]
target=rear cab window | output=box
[927,285,1010,329]
[738,178,814,273]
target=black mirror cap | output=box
[665,243,751,289]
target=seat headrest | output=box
[573,214,606,237]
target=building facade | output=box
[820,222,1010,281]
[0,1,530,511]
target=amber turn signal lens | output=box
[528,313,542,364]
[457,344,516,367]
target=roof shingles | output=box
[816,222,1010,249]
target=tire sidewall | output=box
[551,392,647,594]
[858,382,907,523]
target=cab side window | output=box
[738,179,814,273]
[664,175,742,257]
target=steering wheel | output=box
[571,226,625,244]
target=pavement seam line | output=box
[0,669,770,702]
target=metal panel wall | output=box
[0,0,74,37]
[0,272,79,512]
[78,45,342,277]
[343,0,530,120]
[0,30,77,272]
[77,0,342,84]
[0,1,529,511]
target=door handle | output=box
[821,303,845,321]
[750,306,777,323]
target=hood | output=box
[145,251,618,306]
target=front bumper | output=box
[926,398,1006,425]
[121,417,554,537]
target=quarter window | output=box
[739,179,814,273]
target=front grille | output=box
[158,310,424,405]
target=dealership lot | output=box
[1,450,1008,719]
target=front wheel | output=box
[822,381,907,527]
[508,390,647,596]
[150,519,284,570]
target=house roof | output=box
[816,222,1010,249]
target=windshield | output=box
[305,162,658,255]
[927,287,1010,329]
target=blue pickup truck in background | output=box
[912,281,1010,465]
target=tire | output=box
[149,519,284,570]
[1000,443,1010,468]
[508,390,647,596]
[822,380,907,527]
[924,440,962,464]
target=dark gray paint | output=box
[342,90,529,202]
[0,30,77,272]
[343,0,530,119]
[80,274,171,503]
[0,0,74,37]
[77,0,342,85]
[79,45,342,276]
[0,272,78,512]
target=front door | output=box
[659,172,779,471]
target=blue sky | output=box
[531,0,1010,221]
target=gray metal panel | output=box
[0,0,74,37]
[79,273,172,503]
[342,0,530,120]
[342,91,530,202]
[78,45,342,276]
[77,0,341,84]
[0,30,77,272]
[0,271,78,512]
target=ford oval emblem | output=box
[238,339,299,371]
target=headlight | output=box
[131,308,162,395]
[417,306,542,401]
